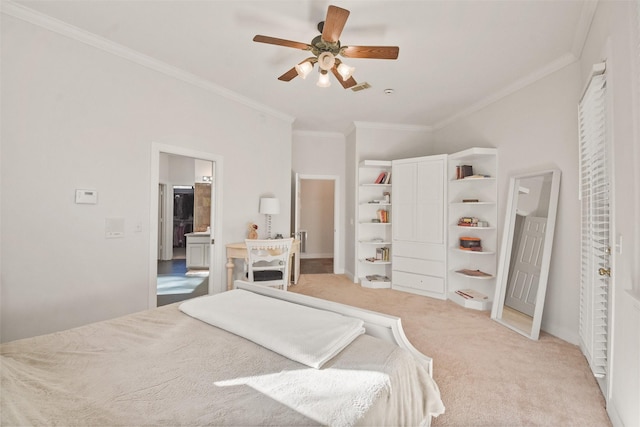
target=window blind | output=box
[578,64,609,379]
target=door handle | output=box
[598,267,611,277]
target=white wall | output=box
[580,2,640,426]
[432,62,582,343]
[0,15,293,342]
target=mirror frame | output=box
[491,169,561,340]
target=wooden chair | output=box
[244,238,293,291]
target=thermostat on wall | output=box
[75,189,98,204]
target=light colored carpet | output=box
[289,274,611,427]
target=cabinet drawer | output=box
[393,241,445,260]
[392,271,444,294]
[393,256,445,277]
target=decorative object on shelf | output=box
[259,197,280,239]
[383,191,391,203]
[247,223,258,240]
[366,274,390,282]
[455,288,488,300]
[456,269,492,278]
[459,237,482,251]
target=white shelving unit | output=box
[357,160,392,288]
[447,148,498,310]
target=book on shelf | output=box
[455,164,474,179]
[376,209,389,223]
[383,172,392,184]
[455,288,488,300]
[375,247,390,261]
[366,274,390,282]
[374,172,387,184]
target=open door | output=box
[150,144,224,309]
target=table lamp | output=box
[259,197,280,239]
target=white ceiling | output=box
[11,0,594,133]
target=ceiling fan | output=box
[253,5,399,89]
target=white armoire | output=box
[391,155,448,299]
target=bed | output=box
[1,280,444,426]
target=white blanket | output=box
[179,289,365,368]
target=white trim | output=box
[1,1,294,125]
[297,174,340,275]
[149,143,225,309]
[292,130,345,139]
[353,121,432,132]
[571,0,599,59]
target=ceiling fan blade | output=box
[331,66,357,89]
[322,5,350,43]
[253,35,311,51]
[341,45,399,59]
[278,67,299,82]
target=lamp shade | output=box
[259,197,280,215]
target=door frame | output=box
[149,142,224,308]
[294,173,340,274]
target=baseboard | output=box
[607,400,623,427]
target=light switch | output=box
[76,189,98,204]
[105,218,125,238]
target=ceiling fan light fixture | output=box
[317,70,331,88]
[317,52,336,71]
[295,61,313,79]
[337,62,355,81]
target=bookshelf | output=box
[357,160,392,288]
[447,148,498,310]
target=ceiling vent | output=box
[351,82,372,92]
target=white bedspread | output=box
[179,289,365,368]
[1,297,444,426]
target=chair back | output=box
[244,238,293,290]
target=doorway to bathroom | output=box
[149,143,223,309]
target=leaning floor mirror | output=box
[491,169,561,340]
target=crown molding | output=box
[433,52,578,130]
[1,1,294,124]
[352,121,432,133]
[292,130,345,139]
[571,0,599,59]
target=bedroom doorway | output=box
[293,174,340,274]
[149,143,223,309]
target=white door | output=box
[578,63,613,396]
[505,216,547,316]
[391,162,416,242]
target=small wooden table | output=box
[225,240,300,291]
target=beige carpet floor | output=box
[289,274,611,427]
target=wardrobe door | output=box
[392,155,447,299]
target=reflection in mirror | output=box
[491,170,561,340]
